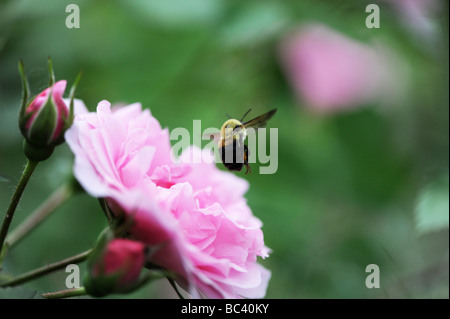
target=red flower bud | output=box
[84,237,146,297]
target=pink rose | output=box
[65,101,271,298]
[279,23,403,112]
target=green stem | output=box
[0,160,38,254]
[6,183,74,248]
[167,277,185,299]
[0,249,91,288]
[42,287,86,299]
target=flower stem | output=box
[167,277,185,299]
[0,249,91,288]
[0,160,38,255]
[6,182,74,248]
[42,287,86,299]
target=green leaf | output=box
[0,287,44,299]
[415,173,449,234]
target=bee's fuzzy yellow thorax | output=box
[221,119,245,140]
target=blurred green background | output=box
[0,0,448,298]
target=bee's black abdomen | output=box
[220,139,245,171]
[224,161,244,171]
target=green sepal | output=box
[85,229,114,279]
[84,267,157,298]
[47,57,55,86]
[82,229,154,298]
[18,109,34,139]
[83,230,127,298]
[18,60,30,135]
[52,70,82,147]
[83,270,123,298]
[26,87,57,147]
[67,71,83,128]
[88,228,114,265]
[23,140,54,162]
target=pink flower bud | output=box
[18,59,80,162]
[95,239,145,285]
[84,238,146,297]
[20,80,69,148]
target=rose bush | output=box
[65,100,271,298]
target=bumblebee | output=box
[206,109,277,174]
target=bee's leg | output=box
[244,145,251,175]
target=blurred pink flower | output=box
[65,101,270,298]
[279,24,403,112]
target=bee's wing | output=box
[203,131,222,145]
[241,109,277,130]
